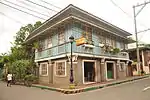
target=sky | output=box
[0,0,150,53]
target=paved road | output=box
[0,78,150,100]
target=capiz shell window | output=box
[40,63,48,76]
[47,36,52,48]
[58,27,65,44]
[39,39,46,50]
[55,61,66,76]
[82,25,92,41]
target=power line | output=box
[138,28,150,33]
[24,0,58,12]
[16,0,37,9]
[0,12,24,25]
[39,0,61,9]
[109,0,148,29]
[16,0,49,13]
[110,0,150,52]
[138,28,150,40]
[3,0,50,17]
[135,1,150,7]
[110,0,150,42]
[110,0,150,49]
[0,2,46,20]
[134,1,150,41]
[110,0,132,18]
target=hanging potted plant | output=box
[84,40,95,48]
[103,44,111,53]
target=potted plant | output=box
[86,40,94,45]
[82,32,86,37]
[103,44,111,53]
[112,48,120,54]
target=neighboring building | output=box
[25,4,133,87]
[128,47,150,75]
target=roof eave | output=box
[25,4,132,43]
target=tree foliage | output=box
[14,21,42,46]
[9,60,30,81]
[0,53,9,68]
[0,21,42,82]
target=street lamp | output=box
[69,36,74,84]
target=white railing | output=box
[119,52,129,59]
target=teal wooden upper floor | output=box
[25,4,132,61]
[34,20,130,60]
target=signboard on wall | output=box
[75,37,86,46]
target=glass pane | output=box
[56,62,65,75]
[41,64,47,75]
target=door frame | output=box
[105,61,115,81]
[82,60,97,84]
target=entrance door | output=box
[106,62,114,79]
[84,62,95,83]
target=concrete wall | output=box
[143,50,150,74]
[118,71,126,79]
[39,62,53,84]
[143,66,150,74]
[38,58,129,86]
[52,59,70,86]
[39,76,49,84]
[48,64,53,83]
[143,51,148,66]
[96,60,101,82]
[74,58,83,85]
[100,59,106,82]
[118,62,126,79]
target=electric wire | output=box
[24,0,58,12]
[39,0,61,9]
[3,0,50,17]
[0,2,46,20]
[0,12,24,25]
[110,0,149,30]
[110,0,150,41]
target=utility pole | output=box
[133,6,140,72]
[133,1,150,73]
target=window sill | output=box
[55,75,67,77]
[68,62,78,64]
[40,74,48,77]
[83,82,96,85]
[106,79,115,81]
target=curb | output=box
[32,85,61,92]
[32,75,149,94]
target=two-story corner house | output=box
[25,4,133,87]
[128,46,150,75]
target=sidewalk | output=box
[33,75,149,94]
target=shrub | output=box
[24,74,38,87]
